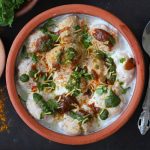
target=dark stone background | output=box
[0,0,149,149]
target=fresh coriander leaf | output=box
[40,19,55,33]
[96,86,107,95]
[106,57,116,84]
[99,109,109,120]
[33,93,51,114]
[66,67,92,96]
[64,47,76,64]
[37,82,45,91]
[47,99,59,113]
[105,90,121,108]
[19,74,29,82]
[32,53,38,63]
[119,58,126,63]
[74,25,81,30]
[40,39,53,52]
[20,45,28,59]
[109,36,116,46]
[29,69,38,78]
[70,111,90,123]
[81,25,92,49]
[121,87,130,94]
[82,33,92,48]
[57,51,63,64]
[95,50,107,60]
[48,33,59,42]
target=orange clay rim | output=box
[6,4,145,145]
[15,0,38,17]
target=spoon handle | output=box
[138,66,150,135]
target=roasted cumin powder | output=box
[0,87,8,132]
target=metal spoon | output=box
[138,21,150,135]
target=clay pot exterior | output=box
[0,39,5,77]
[6,4,145,145]
[16,0,38,17]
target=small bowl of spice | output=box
[0,87,8,132]
[0,39,5,77]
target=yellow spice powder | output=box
[0,87,8,132]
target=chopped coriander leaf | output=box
[45,81,56,90]
[70,111,90,123]
[37,81,56,92]
[74,25,81,30]
[96,50,116,84]
[33,93,51,114]
[109,36,116,46]
[29,69,38,78]
[48,33,59,42]
[118,81,130,94]
[33,93,59,118]
[81,68,93,80]
[81,25,92,49]
[82,25,88,34]
[99,109,109,120]
[82,33,92,48]
[95,50,107,60]
[121,87,130,94]
[57,52,63,64]
[37,82,45,91]
[40,19,55,33]
[47,99,59,113]
[66,76,80,97]
[40,39,53,52]
[70,111,84,121]
[119,81,124,85]
[120,58,126,63]
[96,86,107,95]
[20,45,28,59]
[64,47,76,64]
[41,74,47,81]
[19,74,29,82]
[32,53,38,63]
[105,90,121,108]
[66,67,92,96]
[106,57,116,84]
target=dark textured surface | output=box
[0,0,149,149]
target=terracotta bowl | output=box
[15,0,38,17]
[6,4,145,145]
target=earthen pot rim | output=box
[15,0,38,17]
[6,4,145,145]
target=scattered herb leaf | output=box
[29,69,38,78]
[105,90,121,108]
[70,111,91,124]
[99,109,109,120]
[66,67,92,96]
[20,45,28,59]
[47,99,59,113]
[118,81,130,94]
[33,93,51,115]
[96,85,107,95]
[74,25,81,30]
[32,53,38,63]
[120,58,126,63]
[81,25,92,49]
[19,74,29,82]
